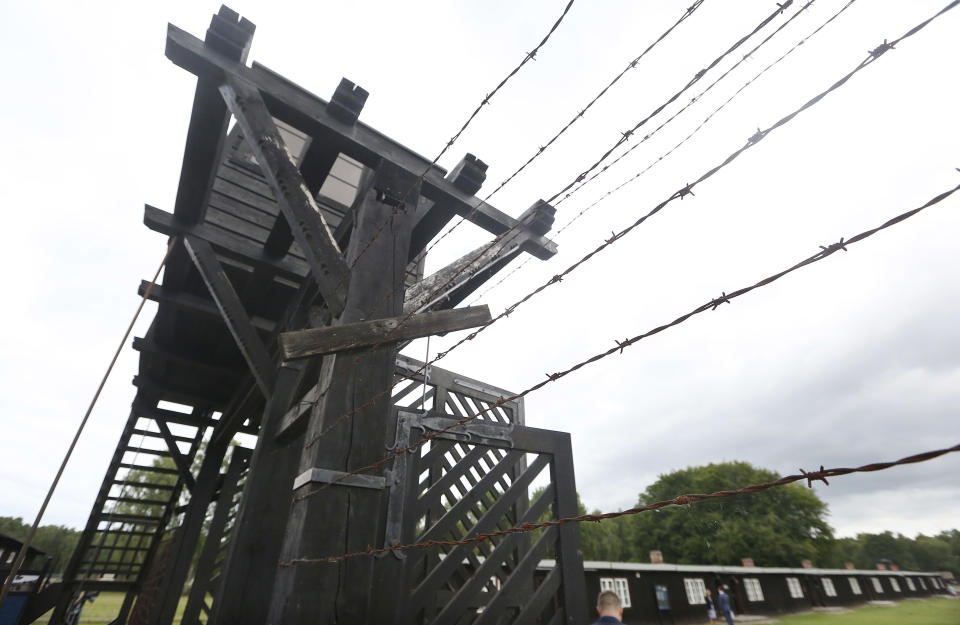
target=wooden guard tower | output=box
[40,7,587,625]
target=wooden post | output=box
[145,437,231,625]
[180,447,251,625]
[268,162,420,624]
[208,364,305,625]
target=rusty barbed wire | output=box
[281,442,960,564]
[344,0,804,334]
[419,0,711,258]
[544,0,797,206]
[351,0,789,313]
[298,0,958,452]
[343,0,578,274]
[554,0,820,207]
[468,0,860,305]
[294,175,960,500]
[427,1,940,365]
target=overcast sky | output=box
[1,0,958,549]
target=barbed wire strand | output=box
[299,0,957,451]
[554,0,820,207]
[468,0,860,305]
[415,2,944,373]
[344,0,577,274]
[420,0,712,258]
[283,442,960,564]
[544,0,798,206]
[295,174,960,501]
[347,0,802,332]
[353,0,790,306]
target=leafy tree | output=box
[625,461,834,567]
[0,516,79,574]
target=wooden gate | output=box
[382,359,586,624]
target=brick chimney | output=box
[649,550,664,564]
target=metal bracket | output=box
[418,414,515,449]
[292,468,385,491]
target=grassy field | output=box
[775,597,959,625]
[36,593,958,624]
[36,591,186,624]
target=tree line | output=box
[571,461,960,578]
[3,460,958,579]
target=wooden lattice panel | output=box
[394,355,524,425]
[387,411,586,625]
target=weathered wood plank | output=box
[183,236,277,397]
[278,305,490,360]
[220,78,349,314]
[404,201,555,314]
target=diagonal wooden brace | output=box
[219,77,350,314]
[278,305,491,360]
[183,236,277,396]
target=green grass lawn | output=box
[775,597,959,625]
[35,591,187,624]
[35,593,957,624]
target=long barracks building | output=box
[537,560,951,624]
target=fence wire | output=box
[295,176,960,501]
[545,0,798,205]
[421,0,711,258]
[468,0,860,306]
[297,0,958,452]
[345,0,578,272]
[282,442,960,564]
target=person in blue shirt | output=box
[717,586,734,625]
[591,589,624,624]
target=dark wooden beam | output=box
[220,78,349,314]
[183,236,277,397]
[279,305,490,360]
[268,165,417,624]
[164,24,558,260]
[209,364,304,625]
[169,9,254,227]
[132,336,244,380]
[132,375,228,409]
[154,420,197,492]
[181,447,250,625]
[144,204,308,283]
[138,280,276,333]
[408,153,487,260]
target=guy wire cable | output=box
[0,236,178,607]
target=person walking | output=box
[705,588,717,624]
[717,586,734,625]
